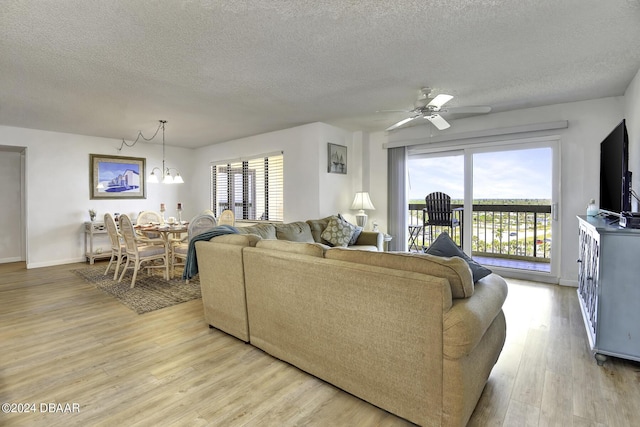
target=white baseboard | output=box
[27,257,86,269]
[0,256,23,264]
[489,266,559,284]
[559,278,579,288]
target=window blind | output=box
[210,153,284,222]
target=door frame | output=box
[408,135,561,282]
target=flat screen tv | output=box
[599,119,630,216]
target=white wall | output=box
[625,67,640,211]
[4,68,639,273]
[365,131,389,233]
[384,96,626,285]
[0,125,196,268]
[192,122,362,223]
[318,124,362,219]
[0,148,24,262]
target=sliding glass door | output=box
[407,151,464,250]
[407,138,559,279]
[471,146,553,273]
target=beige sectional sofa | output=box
[235,217,384,251]
[195,233,507,427]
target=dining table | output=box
[135,222,188,279]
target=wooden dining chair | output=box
[118,214,169,288]
[137,210,162,225]
[172,211,217,280]
[217,209,235,226]
[104,213,126,280]
[135,210,164,244]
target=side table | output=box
[84,221,112,264]
[383,234,393,251]
[408,225,423,252]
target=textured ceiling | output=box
[1,0,640,148]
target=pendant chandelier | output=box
[118,119,184,184]
[147,120,183,184]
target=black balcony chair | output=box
[423,192,460,247]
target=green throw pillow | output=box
[425,232,492,282]
[321,215,357,247]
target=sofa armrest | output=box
[353,231,384,251]
[442,273,508,359]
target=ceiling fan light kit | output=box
[385,88,491,132]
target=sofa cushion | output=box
[425,233,492,282]
[321,215,357,247]
[274,221,315,243]
[306,217,333,245]
[236,223,277,240]
[325,249,474,299]
[210,233,262,247]
[255,239,325,257]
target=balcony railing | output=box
[408,203,552,263]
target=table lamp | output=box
[351,192,376,228]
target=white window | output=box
[210,152,284,222]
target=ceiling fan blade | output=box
[386,116,420,131]
[441,106,492,115]
[425,114,451,130]
[427,94,453,109]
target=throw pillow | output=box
[425,232,492,282]
[338,213,363,245]
[274,222,315,243]
[306,217,332,244]
[321,215,357,247]
[349,226,363,245]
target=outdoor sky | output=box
[407,147,552,200]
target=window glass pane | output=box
[473,148,551,200]
[407,154,464,202]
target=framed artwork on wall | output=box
[90,154,146,199]
[327,143,347,174]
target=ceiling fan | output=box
[384,88,492,131]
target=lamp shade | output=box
[350,192,376,211]
[162,172,174,184]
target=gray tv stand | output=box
[577,215,640,365]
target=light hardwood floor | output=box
[1,262,639,426]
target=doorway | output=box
[0,146,26,264]
[408,138,559,280]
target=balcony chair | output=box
[104,213,126,280]
[423,192,460,247]
[118,214,169,288]
[172,211,218,280]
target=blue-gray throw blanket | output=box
[182,225,239,280]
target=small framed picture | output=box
[90,154,146,199]
[327,143,347,174]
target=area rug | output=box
[73,264,201,314]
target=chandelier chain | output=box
[117,121,164,152]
